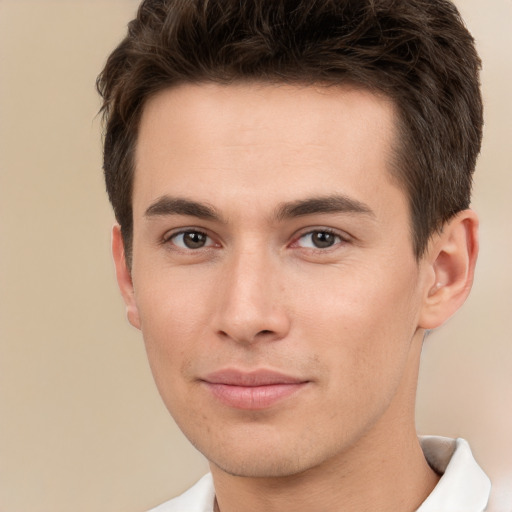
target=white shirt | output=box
[148,436,491,512]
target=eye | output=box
[168,230,214,250]
[296,230,343,249]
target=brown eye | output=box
[297,230,342,249]
[171,231,211,249]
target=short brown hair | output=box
[97,0,482,263]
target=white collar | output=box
[417,436,491,511]
[148,473,215,512]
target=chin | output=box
[197,431,339,479]
[210,452,312,479]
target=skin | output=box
[113,83,478,511]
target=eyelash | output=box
[292,228,348,251]
[162,227,349,252]
[163,229,216,250]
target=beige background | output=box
[0,1,510,511]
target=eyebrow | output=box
[145,196,221,220]
[275,195,375,220]
[144,194,374,222]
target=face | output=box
[119,83,435,478]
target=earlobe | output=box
[112,225,141,330]
[419,210,479,330]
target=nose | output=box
[213,248,291,346]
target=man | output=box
[97,0,490,510]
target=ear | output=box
[112,225,141,330]
[419,210,479,330]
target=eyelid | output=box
[162,227,220,249]
[160,226,351,250]
[290,227,350,249]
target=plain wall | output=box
[0,1,510,510]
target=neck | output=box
[210,334,439,512]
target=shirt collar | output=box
[417,436,491,512]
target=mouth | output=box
[200,369,310,410]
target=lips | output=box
[201,369,309,410]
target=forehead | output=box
[133,82,403,218]
[137,82,396,155]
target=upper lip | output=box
[201,369,307,386]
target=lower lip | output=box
[203,382,307,410]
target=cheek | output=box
[132,269,216,390]
[296,259,419,333]
[135,262,216,334]
[294,261,421,385]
